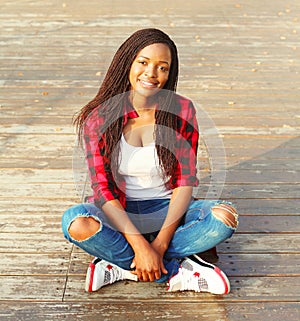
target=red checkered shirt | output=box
[83,93,199,208]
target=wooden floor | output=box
[1,0,299,320]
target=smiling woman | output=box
[61,28,238,295]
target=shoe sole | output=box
[85,258,102,292]
[188,254,230,294]
[85,262,95,292]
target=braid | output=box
[74,28,179,181]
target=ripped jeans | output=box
[62,198,238,283]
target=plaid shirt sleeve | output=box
[83,111,126,208]
[170,96,199,188]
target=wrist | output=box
[152,237,168,254]
[125,233,150,252]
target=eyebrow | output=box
[138,56,170,65]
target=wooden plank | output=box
[0,276,65,301]
[4,198,294,216]
[1,114,298,130]
[196,184,300,199]
[0,125,73,134]
[0,169,75,184]
[1,153,298,172]
[1,213,299,234]
[0,233,72,254]
[0,120,298,145]
[68,234,300,254]
[1,302,299,321]
[0,214,62,233]
[237,215,300,233]
[64,275,300,302]
[225,158,300,171]
[2,155,299,172]
[0,198,76,214]
[0,156,73,169]
[218,253,300,276]
[0,184,78,198]
[1,61,299,83]
[69,252,300,277]
[201,169,300,183]
[0,253,69,275]
[2,137,298,161]
[234,199,300,215]
[1,232,298,256]
[1,182,298,199]
[1,98,298,117]
[1,168,299,184]
[0,301,234,321]
[217,234,300,254]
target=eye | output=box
[138,60,147,65]
[159,66,168,72]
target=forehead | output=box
[136,43,171,63]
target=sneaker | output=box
[85,258,138,292]
[167,254,230,295]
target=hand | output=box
[151,237,168,258]
[130,243,167,282]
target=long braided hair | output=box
[74,28,179,183]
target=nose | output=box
[144,64,157,78]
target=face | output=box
[129,43,172,98]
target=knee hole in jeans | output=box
[211,204,239,228]
[68,216,101,241]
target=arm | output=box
[83,114,125,207]
[151,99,199,261]
[151,186,193,257]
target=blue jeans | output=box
[62,199,236,283]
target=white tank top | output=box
[118,134,172,200]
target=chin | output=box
[136,86,161,98]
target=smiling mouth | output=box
[139,79,159,89]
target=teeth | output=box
[140,80,157,87]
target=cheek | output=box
[160,73,169,86]
[128,69,136,86]
[130,65,143,77]
[129,67,141,86]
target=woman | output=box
[62,28,238,294]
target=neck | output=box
[130,91,157,111]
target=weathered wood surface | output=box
[1,0,299,320]
[1,302,299,321]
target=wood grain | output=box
[0,0,299,320]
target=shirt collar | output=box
[122,93,163,124]
[122,95,138,122]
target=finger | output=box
[154,270,161,280]
[148,272,156,282]
[141,271,150,282]
[136,271,143,281]
[160,262,168,274]
[135,269,144,281]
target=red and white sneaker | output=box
[85,258,138,292]
[167,254,230,295]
